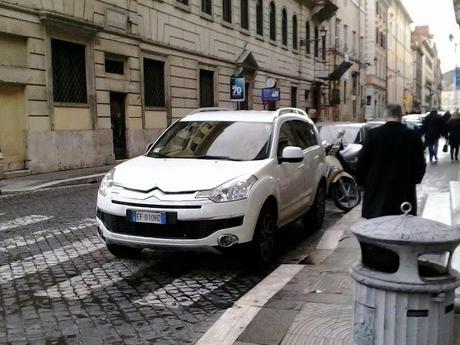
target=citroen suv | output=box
[96,108,327,264]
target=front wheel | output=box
[251,208,277,267]
[332,177,361,212]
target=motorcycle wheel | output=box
[333,177,361,212]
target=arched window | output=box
[292,15,298,50]
[305,21,311,54]
[282,9,288,46]
[269,2,276,41]
[314,26,319,57]
[240,0,249,29]
[256,0,263,36]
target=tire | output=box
[251,208,277,267]
[332,177,361,212]
[302,183,326,231]
[106,243,143,259]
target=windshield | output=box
[319,125,362,144]
[147,121,272,161]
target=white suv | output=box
[96,108,327,264]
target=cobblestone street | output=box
[0,185,342,345]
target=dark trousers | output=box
[451,144,459,160]
[427,140,439,161]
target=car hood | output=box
[112,155,268,193]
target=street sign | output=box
[261,87,280,103]
[230,77,246,101]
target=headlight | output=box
[196,175,258,203]
[98,168,115,196]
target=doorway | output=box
[110,92,127,160]
[0,85,26,171]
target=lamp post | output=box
[449,34,459,111]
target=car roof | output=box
[181,110,310,123]
[319,122,366,128]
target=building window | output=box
[380,33,386,48]
[292,15,298,50]
[322,32,326,60]
[314,26,319,57]
[240,0,249,29]
[144,58,165,107]
[256,0,263,35]
[305,21,311,54]
[105,57,124,75]
[269,2,276,41]
[200,69,215,107]
[202,0,212,15]
[343,80,347,104]
[282,9,288,46]
[344,24,348,51]
[177,0,189,5]
[51,39,87,103]
[335,18,341,48]
[376,28,379,43]
[352,30,356,55]
[222,0,232,23]
[291,87,297,107]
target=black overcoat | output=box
[356,122,426,219]
[448,118,460,146]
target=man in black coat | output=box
[422,109,446,163]
[356,104,426,219]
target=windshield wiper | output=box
[196,155,242,161]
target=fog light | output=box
[217,234,239,248]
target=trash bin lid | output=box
[352,214,460,245]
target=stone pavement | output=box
[198,204,460,345]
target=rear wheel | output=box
[251,208,277,266]
[106,243,143,259]
[302,183,326,231]
[333,177,361,212]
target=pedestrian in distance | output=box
[422,109,446,163]
[308,108,319,123]
[356,104,426,219]
[447,109,460,161]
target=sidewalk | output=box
[0,164,114,194]
[197,205,460,345]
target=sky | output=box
[400,0,460,73]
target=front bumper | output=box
[96,192,259,249]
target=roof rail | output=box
[275,108,308,118]
[189,107,233,115]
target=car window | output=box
[148,121,272,161]
[277,121,298,157]
[291,120,318,148]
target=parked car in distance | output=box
[96,108,327,265]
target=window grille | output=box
[269,2,276,41]
[200,70,215,107]
[144,58,165,107]
[282,9,288,46]
[256,0,263,35]
[202,0,212,15]
[105,58,124,75]
[51,39,87,103]
[222,0,232,23]
[240,0,249,30]
[292,15,298,50]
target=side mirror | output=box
[145,142,154,154]
[280,146,303,163]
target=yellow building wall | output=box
[0,85,26,168]
[54,107,92,130]
[0,34,27,67]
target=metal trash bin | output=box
[351,203,460,345]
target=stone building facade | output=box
[0,0,337,175]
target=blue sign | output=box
[456,67,460,90]
[262,87,281,103]
[230,77,245,101]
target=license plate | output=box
[127,210,166,224]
